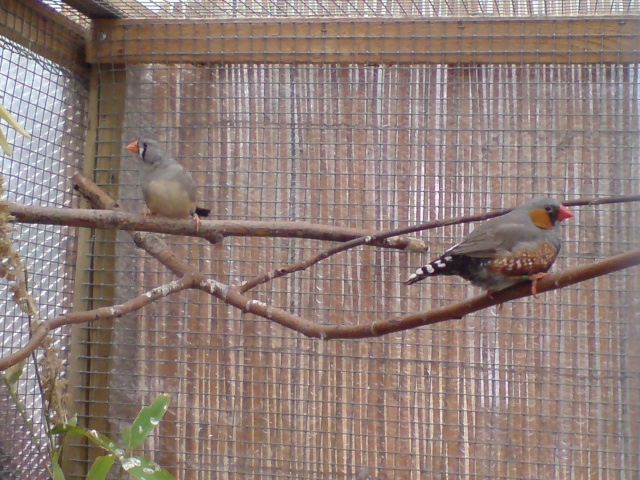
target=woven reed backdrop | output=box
[65,59,639,478]
[0,0,621,478]
[1,0,639,479]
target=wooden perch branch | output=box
[0,277,195,370]
[1,174,638,371]
[7,195,426,253]
[2,245,638,370]
[342,248,640,338]
[239,193,640,292]
[8,202,426,251]
[11,175,639,253]
[370,193,640,240]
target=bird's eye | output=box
[545,205,552,212]
[143,142,147,149]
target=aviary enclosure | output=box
[0,0,638,478]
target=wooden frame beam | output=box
[0,0,89,77]
[61,0,158,19]
[61,0,121,19]
[89,16,639,65]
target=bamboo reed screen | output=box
[0,0,638,478]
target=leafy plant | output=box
[51,394,175,480]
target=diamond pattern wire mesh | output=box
[1,0,639,479]
[0,38,87,478]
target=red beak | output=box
[126,141,139,154]
[557,204,574,221]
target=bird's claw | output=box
[527,272,550,298]
[192,213,202,232]
[486,290,504,311]
[142,207,156,221]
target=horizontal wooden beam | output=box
[61,0,121,19]
[89,16,639,65]
[1,0,89,77]
[61,0,157,19]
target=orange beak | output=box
[557,204,574,221]
[126,141,139,154]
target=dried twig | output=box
[0,276,195,370]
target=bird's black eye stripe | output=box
[141,142,147,159]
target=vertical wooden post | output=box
[62,66,126,475]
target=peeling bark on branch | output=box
[0,173,638,370]
[3,247,638,370]
[8,201,427,252]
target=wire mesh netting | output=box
[0,0,639,479]
[77,63,638,480]
[0,37,87,478]
[62,0,640,17]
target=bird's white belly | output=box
[143,180,194,218]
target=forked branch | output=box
[0,175,638,370]
[2,247,638,370]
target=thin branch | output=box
[0,277,195,370]
[340,193,640,241]
[5,173,428,252]
[564,194,640,207]
[75,175,326,342]
[317,248,640,339]
[3,177,639,370]
[3,185,638,372]
[239,194,640,292]
[2,248,638,370]
[239,232,398,292]
[132,236,640,340]
[12,176,640,254]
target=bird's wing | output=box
[446,222,541,258]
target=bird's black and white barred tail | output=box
[404,255,477,285]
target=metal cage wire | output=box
[0,36,87,478]
[0,0,638,479]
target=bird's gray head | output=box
[126,138,165,167]
[516,197,574,230]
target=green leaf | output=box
[87,455,116,480]
[3,360,25,385]
[121,456,176,480]
[51,450,65,480]
[50,416,78,436]
[49,423,68,435]
[125,394,170,448]
[52,425,121,456]
[121,425,132,447]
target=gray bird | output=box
[405,197,574,295]
[126,139,210,228]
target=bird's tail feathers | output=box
[195,207,211,217]
[404,255,459,285]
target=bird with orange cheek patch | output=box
[405,198,574,296]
